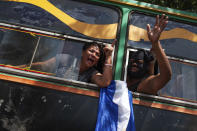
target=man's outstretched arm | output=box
[138,14,172,95]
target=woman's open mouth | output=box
[87,57,95,65]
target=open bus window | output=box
[31,38,112,84]
[124,49,158,92]
[0,27,112,84]
[127,12,197,101]
[0,28,38,66]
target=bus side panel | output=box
[133,104,197,131]
[0,79,196,131]
[0,80,98,131]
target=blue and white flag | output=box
[95,80,136,131]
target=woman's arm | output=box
[18,57,56,72]
[31,57,56,72]
[91,40,116,87]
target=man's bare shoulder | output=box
[137,74,160,95]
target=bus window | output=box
[126,12,197,101]
[31,38,112,84]
[0,26,112,84]
[159,60,197,101]
[0,0,119,43]
[128,13,156,49]
[0,0,119,86]
[128,12,197,60]
[0,28,38,66]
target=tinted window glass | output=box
[0,0,119,43]
[128,13,197,61]
[159,60,197,101]
[0,28,38,65]
[0,0,119,84]
[31,38,83,81]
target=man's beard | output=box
[127,66,147,79]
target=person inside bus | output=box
[19,41,114,87]
[126,14,172,95]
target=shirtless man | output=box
[127,14,172,95]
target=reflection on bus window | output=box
[0,29,38,65]
[0,0,119,43]
[159,60,197,101]
[31,38,83,81]
[128,13,197,61]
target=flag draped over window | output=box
[95,80,136,131]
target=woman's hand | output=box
[103,39,116,65]
[147,14,168,45]
[103,39,116,58]
[92,39,117,87]
[16,64,28,68]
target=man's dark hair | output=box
[129,49,154,63]
[83,42,105,73]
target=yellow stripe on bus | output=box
[6,0,117,39]
[129,25,197,42]
[4,0,197,42]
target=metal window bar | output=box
[0,22,111,45]
[29,37,41,68]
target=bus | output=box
[0,0,196,130]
